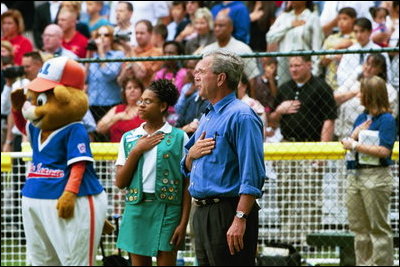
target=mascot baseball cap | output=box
[27,56,85,92]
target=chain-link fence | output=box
[1,144,399,265]
[1,48,399,265]
[74,48,399,143]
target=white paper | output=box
[358,130,380,165]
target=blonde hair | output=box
[360,76,392,116]
[1,9,25,34]
[61,1,82,13]
[194,7,214,30]
[1,40,14,55]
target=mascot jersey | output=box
[23,121,104,199]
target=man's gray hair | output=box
[203,50,244,90]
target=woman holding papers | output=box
[341,76,396,266]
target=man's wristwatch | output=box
[235,211,248,219]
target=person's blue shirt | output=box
[181,92,265,198]
[211,1,251,44]
[87,50,124,106]
[346,112,396,169]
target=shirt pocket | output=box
[207,135,233,164]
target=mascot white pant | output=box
[22,192,107,266]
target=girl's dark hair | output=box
[120,77,144,104]
[368,53,388,81]
[338,7,357,19]
[163,40,184,56]
[369,7,389,19]
[148,79,179,107]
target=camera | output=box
[2,65,25,79]
[114,33,131,43]
[86,39,98,51]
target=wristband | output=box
[351,140,359,151]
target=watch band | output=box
[235,211,248,219]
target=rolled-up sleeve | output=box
[234,114,265,198]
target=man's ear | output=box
[217,73,226,87]
[306,61,312,71]
[53,86,71,104]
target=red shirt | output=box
[62,31,88,58]
[2,35,33,65]
[109,104,145,142]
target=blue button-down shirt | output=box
[87,50,124,106]
[181,93,265,198]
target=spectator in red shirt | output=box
[96,77,145,142]
[58,7,88,58]
[1,9,33,65]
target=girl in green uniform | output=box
[115,79,191,266]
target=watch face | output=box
[236,211,245,218]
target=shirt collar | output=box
[134,121,172,136]
[54,47,63,56]
[212,92,236,114]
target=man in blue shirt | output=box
[211,1,251,44]
[181,51,265,266]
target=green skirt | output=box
[117,196,181,257]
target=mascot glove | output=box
[56,191,77,219]
[10,88,26,111]
[102,219,115,235]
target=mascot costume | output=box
[11,56,110,266]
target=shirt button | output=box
[163,153,170,159]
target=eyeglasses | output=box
[136,99,158,105]
[97,33,111,37]
[42,34,57,38]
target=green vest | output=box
[123,127,185,205]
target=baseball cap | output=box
[27,56,85,92]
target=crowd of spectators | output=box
[1,1,399,149]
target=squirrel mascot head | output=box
[21,56,88,131]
